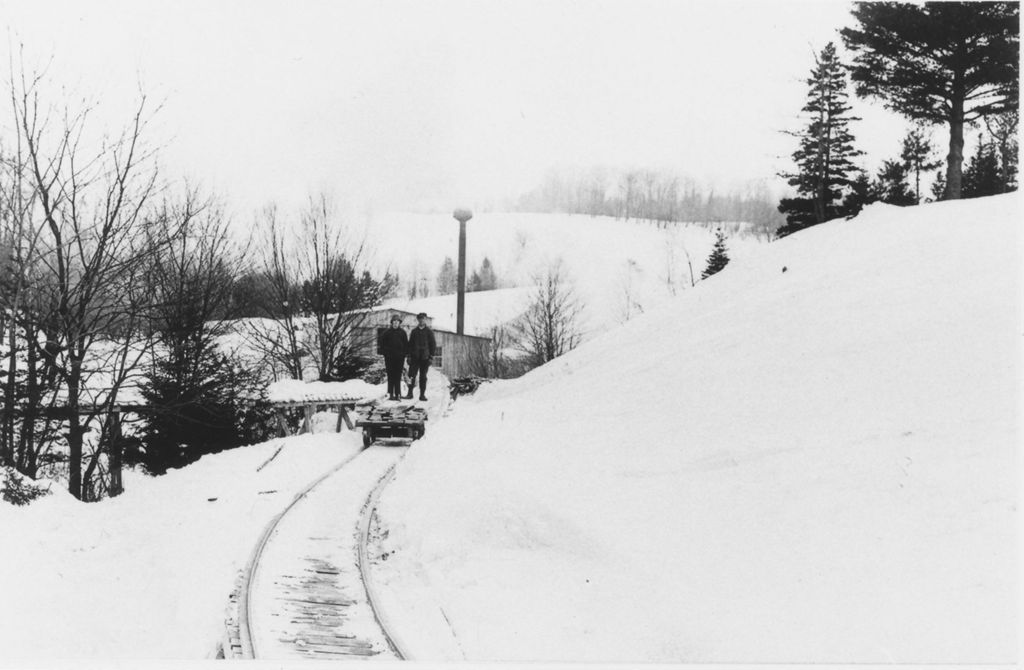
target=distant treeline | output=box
[509,167,784,239]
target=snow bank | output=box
[373,194,1021,662]
[265,378,380,403]
[0,432,364,659]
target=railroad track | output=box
[223,444,411,661]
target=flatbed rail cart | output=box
[356,405,428,447]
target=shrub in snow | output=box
[1,466,52,506]
[449,376,491,399]
[359,358,387,385]
[701,229,730,280]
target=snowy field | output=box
[371,194,1021,662]
[359,211,764,337]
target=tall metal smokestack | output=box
[453,208,473,335]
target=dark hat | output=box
[416,312,428,319]
[390,314,402,323]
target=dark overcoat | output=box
[407,326,437,363]
[380,327,409,358]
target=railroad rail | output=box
[224,444,411,661]
[222,379,453,661]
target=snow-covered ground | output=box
[0,426,369,659]
[0,196,1018,665]
[371,194,1021,662]
[361,211,763,337]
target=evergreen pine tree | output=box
[962,140,1004,198]
[467,270,482,292]
[930,168,947,202]
[900,126,943,204]
[841,172,876,216]
[477,257,498,291]
[436,256,457,294]
[984,111,1019,192]
[842,2,1019,199]
[873,159,917,206]
[777,42,863,238]
[140,335,269,475]
[701,229,730,280]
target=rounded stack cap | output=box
[453,208,473,222]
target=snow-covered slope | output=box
[361,211,763,337]
[372,194,1021,662]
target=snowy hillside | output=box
[359,212,764,337]
[371,194,1021,662]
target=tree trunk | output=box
[944,74,966,200]
[67,361,83,500]
[2,319,17,467]
[17,329,39,477]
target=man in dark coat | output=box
[405,312,436,401]
[380,315,409,401]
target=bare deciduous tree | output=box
[10,64,165,499]
[244,195,391,381]
[514,261,583,367]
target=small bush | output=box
[359,358,387,385]
[450,376,491,400]
[329,352,377,382]
[1,467,52,506]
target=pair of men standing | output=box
[380,312,436,401]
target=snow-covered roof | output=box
[380,287,533,336]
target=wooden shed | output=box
[355,309,490,379]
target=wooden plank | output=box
[275,410,290,437]
[338,405,355,431]
[300,405,313,434]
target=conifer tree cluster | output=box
[778,3,1017,235]
[842,2,1018,200]
[469,257,498,292]
[435,256,499,294]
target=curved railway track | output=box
[356,462,409,659]
[226,445,411,660]
[224,386,452,661]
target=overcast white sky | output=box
[1,0,914,217]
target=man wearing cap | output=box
[405,312,437,401]
[380,314,409,401]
